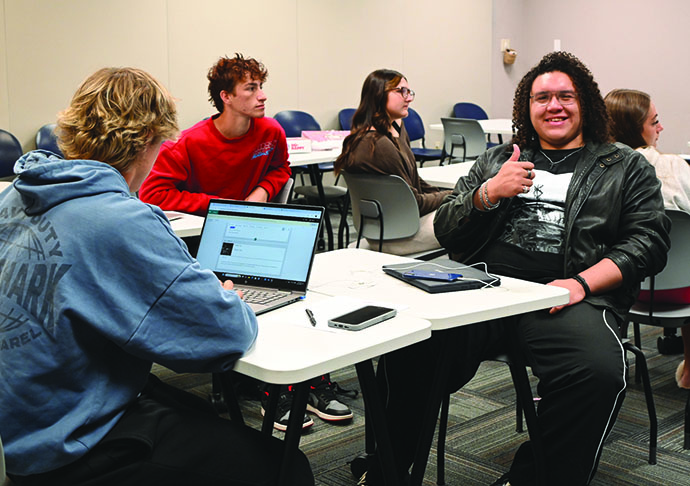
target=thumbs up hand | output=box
[484,144,535,201]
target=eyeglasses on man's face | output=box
[530,90,578,106]
[392,87,415,100]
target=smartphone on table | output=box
[327,305,397,331]
[402,270,462,281]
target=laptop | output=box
[195,199,324,315]
[382,259,500,294]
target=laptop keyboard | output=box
[239,288,290,305]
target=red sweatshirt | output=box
[140,116,291,215]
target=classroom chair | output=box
[0,129,22,180]
[626,208,690,452]
[404,108,443,167]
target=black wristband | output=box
[572,274,591,297]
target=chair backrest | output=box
[36,123,63,156]
[342,171,419,242]
[273,110,321,138]
[440,118,487,162]
[642,209,690,291]
[403,107,426,143]
[338,108,356,130]
[453,102,489,120]
[0,129,23,178]
[272,177,294,204]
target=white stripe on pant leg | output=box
[586,309,627,484]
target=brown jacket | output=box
[338,122,450,216]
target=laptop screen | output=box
[195,199,324,292]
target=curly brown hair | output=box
[512,51,609,150]
[207,54,268,112]
[56,67,178,173]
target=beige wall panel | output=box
[167,0,299,132]
[492,0,690,154]
[295,0,492,146]
[4,0,168,149]
[401,0,492,148]
[0,1,9,130]
[294,0,403,130]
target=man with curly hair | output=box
[0,67,313,486]
[362,52,670,486]
[139,53,291,215]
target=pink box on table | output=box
[301,130,349,151]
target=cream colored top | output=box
[637,146,690,213]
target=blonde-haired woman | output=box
[606,88,690,389]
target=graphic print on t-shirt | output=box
[498,170,572,254]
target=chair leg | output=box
[337,196,350,249]
[213,372,245,425]
[210,372,225,413]
[684,390,690,449]
[623,342,658,464]
[507,362,546,486]
[633,323,643,384]
[437,394,449,486]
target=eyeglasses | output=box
[391,87,415,100]
[530,90,578,106]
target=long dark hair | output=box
[335,69,404,175]
[604,88,651,149]
[512,51,609,150]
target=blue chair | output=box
[338,108,356,130]
[453,102,500,145]
[404,108,443,167]
[273,110,348,251]
[36,123,63,156]
[0,129,23,179]
[273,110,320,137]
[452,102,489,120]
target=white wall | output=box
[0,0,10,129]
[0,0,493,152]
[492,0,690,154]
[2,1,689,154]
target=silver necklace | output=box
[540,146,585,168]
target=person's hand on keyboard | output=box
[221,279,244,300]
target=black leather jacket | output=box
[434,141,671,319]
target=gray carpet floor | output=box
[154,323,690,485]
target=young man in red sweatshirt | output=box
[141,54,353,431]
[140,53,291,215]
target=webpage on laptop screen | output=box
[197,204,320,284]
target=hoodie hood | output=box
[14,150,130,215]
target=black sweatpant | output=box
[10,375,314,486]
[378,302,626,486]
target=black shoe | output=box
[356,472,373,486]
[657,334,684,355]
[489,473,512,486]
[260,389,314,431]
[307,378,354,421]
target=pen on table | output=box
[305,308,317,327]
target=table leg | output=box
[308,164,334,251]
[409,336,454,485]
[261,384,280,435]
[355,360,404,486]
[277,382,310,486]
